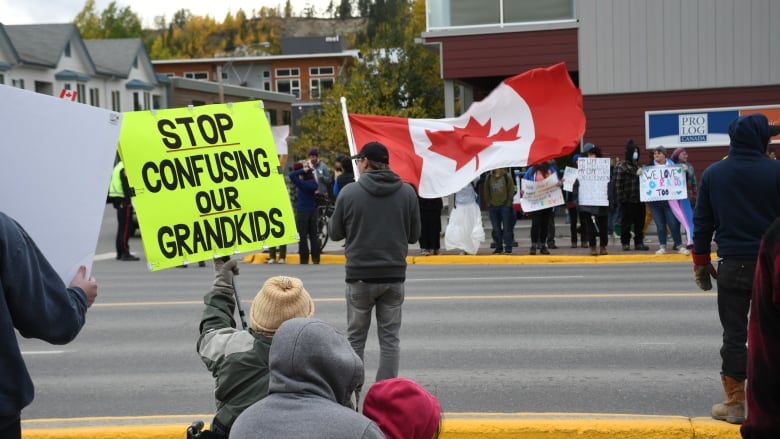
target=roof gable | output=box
[4,23,83,68]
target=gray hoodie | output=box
[228,318,385,439]
[329,169,421,281]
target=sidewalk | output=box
[246,211,701,264]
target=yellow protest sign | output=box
[118,101,297,271]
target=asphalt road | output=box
[15,205,724,423]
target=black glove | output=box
[213,257,238,294]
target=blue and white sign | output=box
[646,104,780,149]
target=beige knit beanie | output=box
[249,276,314,333]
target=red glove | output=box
[692,253,717,291]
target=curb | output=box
[21,414,741,438]
[243,252,699,265]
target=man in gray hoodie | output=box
[228,318,385,439]
[329,141,421,395]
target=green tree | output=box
[75,0,143,39]
[292,0,442,160]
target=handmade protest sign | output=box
[519,173,564,213]
[118,101,297,270]
[562,166,578,192]
[577,157,610,207]
[639,165,687,202]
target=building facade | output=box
[422,0,780,172]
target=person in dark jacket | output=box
[107,161,139,261]
[576,143,613,256]
[614,139,649,251]
[290,162,321,264]
[228,318,385,439]
[0,211,97,439]
[197,258,314,438]
[692,113,780,424]
[334,155,355,198]
[417,195,443,256]
[329,141,421,397]
[741,216,780,438]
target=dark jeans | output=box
[419,209,442,250]
[488,205,514,251]
[114,200,132,257]
[0,415,20,439]
[268,245,287,260]
[531,208,552,246]
[585,213,609,247]
[716,258,755,381]
[295,210,320,264]
[620,202,646,246]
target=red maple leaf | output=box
[426,117,520,170]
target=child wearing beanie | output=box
[362,377,442,439]
[194,257,315,438]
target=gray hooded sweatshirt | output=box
[329,169,421,281]
[228,318,385,439]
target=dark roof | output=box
[84,38,145,77]
[281,35,345,55]
[4,23,78,67]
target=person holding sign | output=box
[524,161,557,255]
[0,212,97,439]
[575,143,613,256]
[692,114,780,425]
[645,146,687,255]
[196,257,315,438]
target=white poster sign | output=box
[577,158,610,207]
[639,165,688,201]
[562,166,578,192]
[520,173,564,213]
[0,85,122,284]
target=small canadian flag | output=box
[59,88,78,101]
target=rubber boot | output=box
[711,375,745,424]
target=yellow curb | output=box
[21,414,741,439]
[244,252,702,265]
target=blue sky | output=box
[0,0,333,27]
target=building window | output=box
[111,91,121,111]
[276,79,300,98]
[12,78,25,89]
[77,83,86,104]
[266,109,277,125]
[310,77,334,99]
[143,92,151,110]
[428,0,574,28]
[89,88,100,106]
[282,111,292,126]
[0,74,5,84]
[275,68,300,77]
[133,56,138,69]
[152,94,162,109]
[64,42,71,57]
[184,71,209,80]
[310,66,335,76]
[133,92,142,110]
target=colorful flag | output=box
[346,63,585,198]
[59,88,78,101]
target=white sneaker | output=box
[267,259,276,264]
[655,246,667,255]
[678,246,690,255]
[278,258,285,264]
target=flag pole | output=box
[340,96,361,181]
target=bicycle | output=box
[316,194,334,252]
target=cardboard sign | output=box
[520,173,564,212]
[639,165,688,202]
[118,101,297,270]
[562,166,578,192]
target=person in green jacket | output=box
[195,257,315,438]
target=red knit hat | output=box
[363,378,441,439]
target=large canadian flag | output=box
[346,62,586,198]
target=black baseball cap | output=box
[351,141,389,164]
